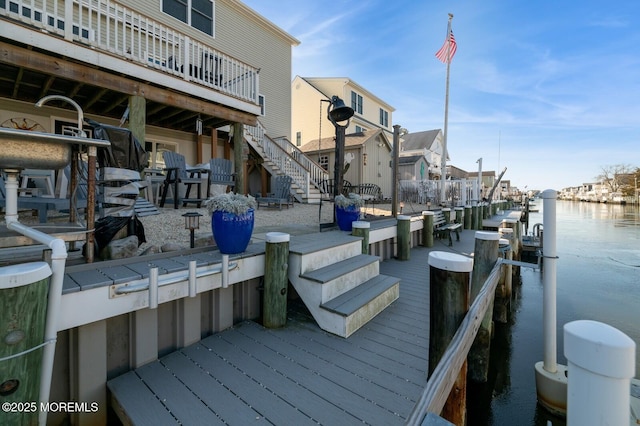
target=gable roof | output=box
[400,129,441,151]
[398,154,429,165]
[299,129,390,153]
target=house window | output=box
[318,155,329,171]
[258,94,266,116]
[162,0,214,36]
[145,141,178,169]
[379,108,388,127]
[350,91,363,114]
[355,125,367,133]
[296,131,301,146]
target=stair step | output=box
[320,274,400,316]
[289,232,362,256]
[300,254,378,283]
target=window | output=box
[351,91,363,114]
[318,155,329,171]
[379,108,388,127]
[355,125,366,133]
[145,141,177,169]
[296,131,302,146]
[162,0,214,36]
[258,94,266,116]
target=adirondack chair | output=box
[256,175,293,210]
[207,158,235,196]
[159,152,207,209]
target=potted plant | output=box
[334,193,364,231]
[204,193,257,254]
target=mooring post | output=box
[564,320,635,426]
[471,205,479,230]
[454,207,463,225]
[422,211,434,247]
[352,221,370,254]
[397,215,411,261]
[501,218,521,275]
[493,238,512,324]
[428,251,474,425]
[263,232,290,328]
[464,206,472,230]
[468,231,500,382]
[442,208,451,224]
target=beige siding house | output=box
[292,76,395,148]
[0,0,298,189]
[399,129,447,179]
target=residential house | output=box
[467,170,496,200]
[291,76,395,147]
[299,129,393,198]
[0,0,299,194]
[398,155,429,181]
[398,129,447,179]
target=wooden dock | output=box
[108,230,476,425]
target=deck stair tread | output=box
[288,232,361,255]
[300,253,378,283]
[320,274,400,316]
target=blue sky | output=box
[242,0,640,191]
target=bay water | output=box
[469,200,640,425]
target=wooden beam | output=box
[0,41,257,127]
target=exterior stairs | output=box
[287,232,400,338]
[245,123,326,204]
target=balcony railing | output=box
[1,0,259,105]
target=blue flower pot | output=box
[211,209,255,254]
[336,205,360,232]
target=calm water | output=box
[469,200,640,426]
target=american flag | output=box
[435,30,457,64]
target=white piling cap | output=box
[0,261,52,289]
[352,221,370,229]
[397,215,411,221]
[422,211,434,216]
[475,231,500,241]
[428,251,473,272]
[442,208,451,212]
[265,232,290,243]
[564,320,636,378]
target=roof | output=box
[398,155,428,165]
[400,129,441,151]
[299,77,395,111]
[299,129,390,153]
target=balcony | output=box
[0,0,260,131]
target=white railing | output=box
[1,0,259,104]
[399,179,486,207]
[245,122,329,201]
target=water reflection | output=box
[469,200,639,426]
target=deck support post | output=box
[422,211,434,247]
[352,221,370,254]
[468,231,500,382]
[131,309,158,368]
[263,232,290,328]
[397,215,411,261]
[428,251,473,425]
[73,320,107,426]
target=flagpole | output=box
[440,13,453,205]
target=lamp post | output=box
[326,96,355,199]
[182,211,202,248]
[391,125,408,217]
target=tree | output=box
[595,164,634,194]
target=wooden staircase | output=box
[287,232,399,337]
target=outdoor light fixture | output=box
[182,211,202,248]
[326,96,354,199]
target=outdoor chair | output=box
[159,151,207,209]
[207,158,235,197]
[319,178,352,200]
[256,175,293,210]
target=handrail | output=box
[405,260,503,425]
[0,0,259,104]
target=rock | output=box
[194,232,214,248]
[101,235,139,260]
[161,242,185,252]
[139,245,161,256]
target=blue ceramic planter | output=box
[211,209,255,254]
[335,205,360,232]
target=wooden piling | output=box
[422,211,434,247]
[0,262,52,426]
[397,215,411,261]
[351,221,370,254]
[454,207,464,225]
[442,208,451,224]
[471,205,480,230]
[468,231,500,383]
[263,232,290,328]
[464,206,472,230]
[493,237,512,324]
[428,251,473,425]
[501,219,521,275]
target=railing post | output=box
[428,251,473,425]
[468,231,499,383]
[263,232,290,328]
[564,320,635,426]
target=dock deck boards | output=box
[107,222,478,425]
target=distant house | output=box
[467,171,496,199]
[299,129,393,198]
[399,129,447,179]
[292,76,395,148]
[398,155,430,181]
